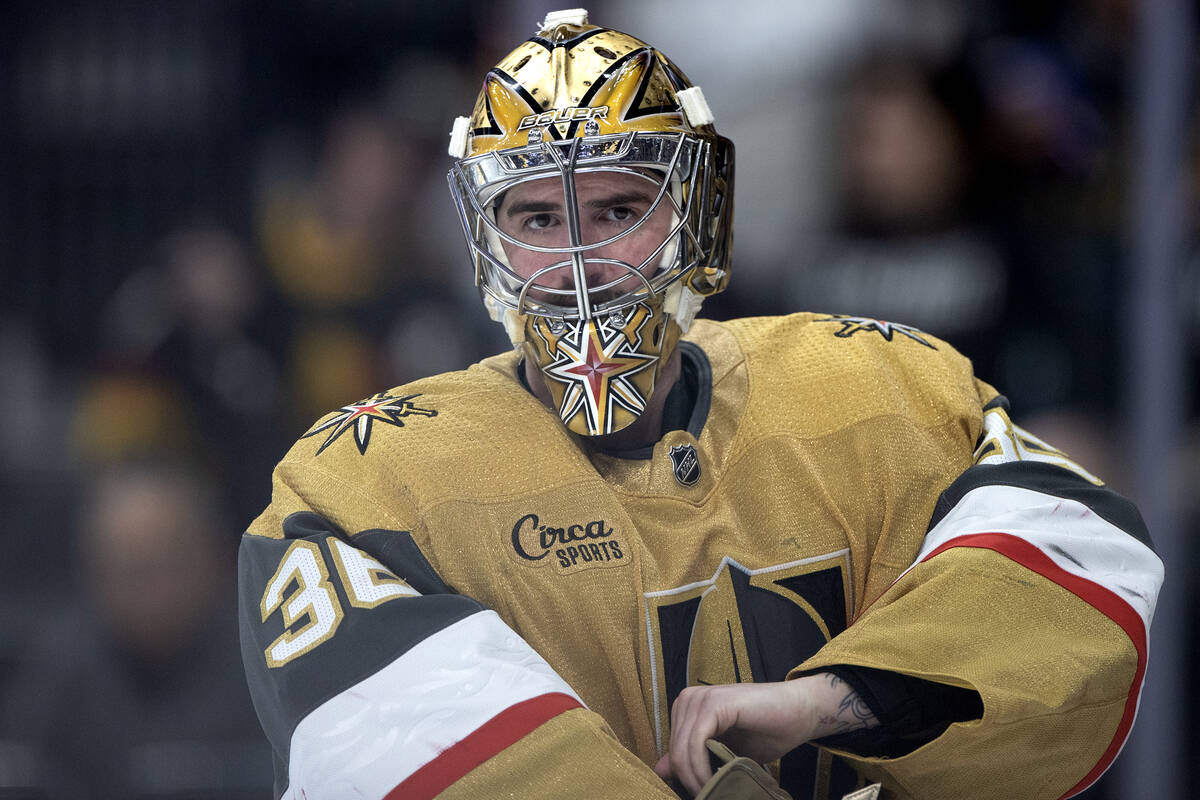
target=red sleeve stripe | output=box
[920,533,1147,799]
[385,691,583,800]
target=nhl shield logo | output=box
[668,444,701,487]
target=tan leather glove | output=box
[693,740,791,800]
[692,740,883,800]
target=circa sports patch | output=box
[507,511,629,575]
[814,315,936,349]
[303,392,438,455]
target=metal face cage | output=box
[448,131,727,324]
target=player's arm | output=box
[655,392,1161,798]
[239,472,678,800]
[653,672,880,795]
[793,393,1163,798]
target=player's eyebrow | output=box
[583,191,654,209]
[503,191,654,218]
[502,199,561,218]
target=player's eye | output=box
[602,206,639,224]
[524,213,557,231]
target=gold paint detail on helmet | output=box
[466,28,701,157]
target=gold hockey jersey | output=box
[238,313,1162,800]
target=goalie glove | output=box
[692,740,883,800]
[693,740,790,800]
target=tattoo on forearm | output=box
[819,673,880,734]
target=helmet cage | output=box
[448,130,726,324]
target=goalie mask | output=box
[447,9,734,437]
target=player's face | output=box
[494,170,674,304]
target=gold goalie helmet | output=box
[447,8,734,437]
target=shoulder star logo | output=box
[302,393,437,455]
[815,315,936,349]
[544,317,657,434]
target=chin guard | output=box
[523,300,678,436]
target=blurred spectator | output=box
[258,108,410,311]
[95,222,291,521]
[784,51,1008,379]
[964,3,1132,418]
[787,45,1131,528]
[0,460,271,799]
[254,101,507,422]
[3,0,251,367]
[255,105,413,420]
[610,0,970,316]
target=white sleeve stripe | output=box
[908,484,1162,629]
[916,530,1147,799]
[888,483,1162,798]
[281,609,582,800]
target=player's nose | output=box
[536,249,627,286]
[579,250,635,289]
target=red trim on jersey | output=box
[921,532,1147,800]
[385,691,583,800]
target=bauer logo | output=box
[509,512,627,573]
[517,105,609,131]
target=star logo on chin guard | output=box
[303,392,437,455]
[815,315,936,349]
[545,319,657,435]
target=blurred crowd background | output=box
[0,0,1195,798]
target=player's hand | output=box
[652,673,879,796]
[652,679,819,795]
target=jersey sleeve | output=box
[792,386,1164,800]
[238,465,677,800]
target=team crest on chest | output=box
[644,552,856,797]
[668,443,701,486]
[815,315,936,349]
[303,392,437,455]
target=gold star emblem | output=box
[545,320,657,434]
[303,393,437,455]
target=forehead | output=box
[500,169,658,205]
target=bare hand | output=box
[652,673,878,796]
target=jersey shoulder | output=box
[689,312,984,440]
[251,351,596,540]
[282,351,537,457]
